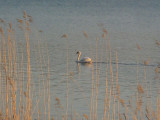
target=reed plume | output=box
[136,43,141,50]
[61,34,68,39]
[83,31,88,38]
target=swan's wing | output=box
[80,57,92,62]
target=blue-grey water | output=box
[0,0,160,119]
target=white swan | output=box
[76,51,92,63]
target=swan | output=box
[76,51,92,63]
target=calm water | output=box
[1,0,160,119]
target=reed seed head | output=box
[61,34,68,39]
[137,84,144,94]
[155,67,159,73]
[0,26,4,34]
[120,99,125,107]
[17,19,23,24]
[55,97,61,105]
[103,28,108,35]
[144,59,150,66]
[156,40,160,46]
[0,18,5,23]
[83,113,89,120]
[23,11,27,19]
[136,43,141,50]
[83,31,88,38]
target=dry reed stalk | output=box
[2,26,10,120]
[7,26,17,120]
[92,31,106,120]
[41,35,52,120]
[29,79,37,119]
[136,98,143,112]
[37,34,47,120]
[102,33,106,40]
[129,98,137,120]
[18,43,24,119]
[0,13,53,120]
[102,30,115,120]
[74,111,76,120]
[0,31,7,120]
[8,22,12,30]
[70,72,74,120]
[109,51,119,120]
[30,25,51,120]
[103,30,108,120]
[90,64,95,120]
[143,65,150,116]
[107,33,114,120]
[119,114,123,120]
[94,37,99,120]
[95,36,106,119]
[23,13,32,120]
[145,105,151,120]
[45,41,51,120]
[66,37,69,120]
[112,90,116,120]
[61,34,69,120]
[115,51,119,120]
[0,27,2,119]
[136,60,140,87]
[157,97,160,120]
[13,27,18,119]
[118,98,131,120]
[33,31,44,120]
[103,28,108,35]
[145,64,154,120]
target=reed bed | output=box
[0,12,50,120]
[0,12,159,120]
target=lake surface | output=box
[0,0,160,119]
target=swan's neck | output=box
[77,53,81,62]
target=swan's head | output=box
[76,51,81,55]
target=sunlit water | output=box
[0,0,160,119]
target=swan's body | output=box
[76,51,92,63]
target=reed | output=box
[0,12,52,120]
[0,12,159,120]
[103,30,108,120]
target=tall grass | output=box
[0,12,159,120]
[0,12,50,120]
